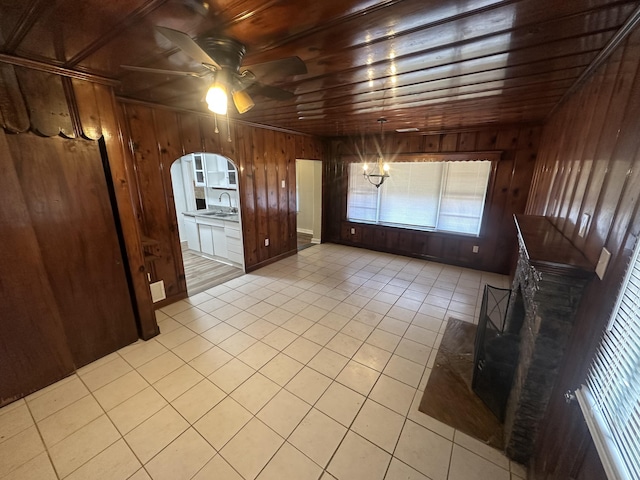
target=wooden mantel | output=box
[514,215,594,278]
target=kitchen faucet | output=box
[219,192,236,212]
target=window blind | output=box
[578,237,640,480]
[379,162,442,228]
[437,161,491,235]
[346,160,491,236]
[347,164,378,222]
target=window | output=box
[347,160,492,235]
[577,238,640,480]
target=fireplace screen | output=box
[472,284,519,421]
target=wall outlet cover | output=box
[578,213,591,238]
[150,280,166,303]
[595,247,611,280]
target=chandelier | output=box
[363,118,390,188]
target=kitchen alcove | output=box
[170,152,245,296]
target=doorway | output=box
[170,153,244,295]
[295,159,322,250]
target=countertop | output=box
[183,209,239,223]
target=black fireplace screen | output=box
[472,284,519,422]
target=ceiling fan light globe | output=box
[232,89,255,114]
[206,85,228,115]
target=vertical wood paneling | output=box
[528,28,640,480]
[154,108,186,293]
[95,86,157,340]
[0,129,75,405]
[8,134,138,367]
[325,125,541,274]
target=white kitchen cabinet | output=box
[184,215,200,251]
[211,225,228,258]
[198,224,214,256]
[224,223,243,265]
[193,153,206,187]
[205,155,232,188]
[197,217,227,259]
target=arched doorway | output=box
[170,152,244,294]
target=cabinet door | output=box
[193,154,205,187]
[212,226,228,258]
[199,225,214,255]
[184,217,200,251]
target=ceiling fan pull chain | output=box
[226,112,232,142]
[214,114,219,134]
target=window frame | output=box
[343,152,500,238]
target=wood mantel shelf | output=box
[514,215,595,278]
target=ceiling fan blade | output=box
[156,26,222,69]
[246,82,295,101]
[244,56,307,80]
[120,65,208,77]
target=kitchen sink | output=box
[201,211,235,217]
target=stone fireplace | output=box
[502,215,594,463]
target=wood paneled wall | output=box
[324,127,541,274]
[0,65,157,403]
[527,27,640,480]
[118,101,324,304]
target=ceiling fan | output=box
[121,26,307,115]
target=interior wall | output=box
[324,127,541,274]
[313,160,322,243]
[527,28,640,480]
[0,66,159,404]
[118,101,324,304]
[296,159,316,234]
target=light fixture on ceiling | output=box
[205,69,255,115]
[363,118,390,188]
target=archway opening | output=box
[170,152,244,294]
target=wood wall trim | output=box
[0,53,119,86]
[116,96,319,138]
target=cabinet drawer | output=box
[227,243,242,254]
[224,227,241,239]
[228,251,244,264]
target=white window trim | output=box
[578,236,640,480]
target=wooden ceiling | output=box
[0,0,638,137]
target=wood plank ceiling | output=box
[0,0,638,137]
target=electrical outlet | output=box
[596,247,611,280]
[578,213,591,238]
[472,245,479,253]
[350,228,356,234]
[264,238,269,247]
[281,180,286,188]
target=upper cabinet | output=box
[193,153,206,187]
[194,153,238,190]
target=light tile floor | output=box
[0,243,527,480]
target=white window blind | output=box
[437,161,492,235]
[347,164,378,222]
[379,162,443,228]
[578,237,640,480]
[347,160,491,235]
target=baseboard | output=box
[297,228,313,235]
[245,249,297,273]
[311,237,321,244]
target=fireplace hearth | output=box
[499,215,594,464]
